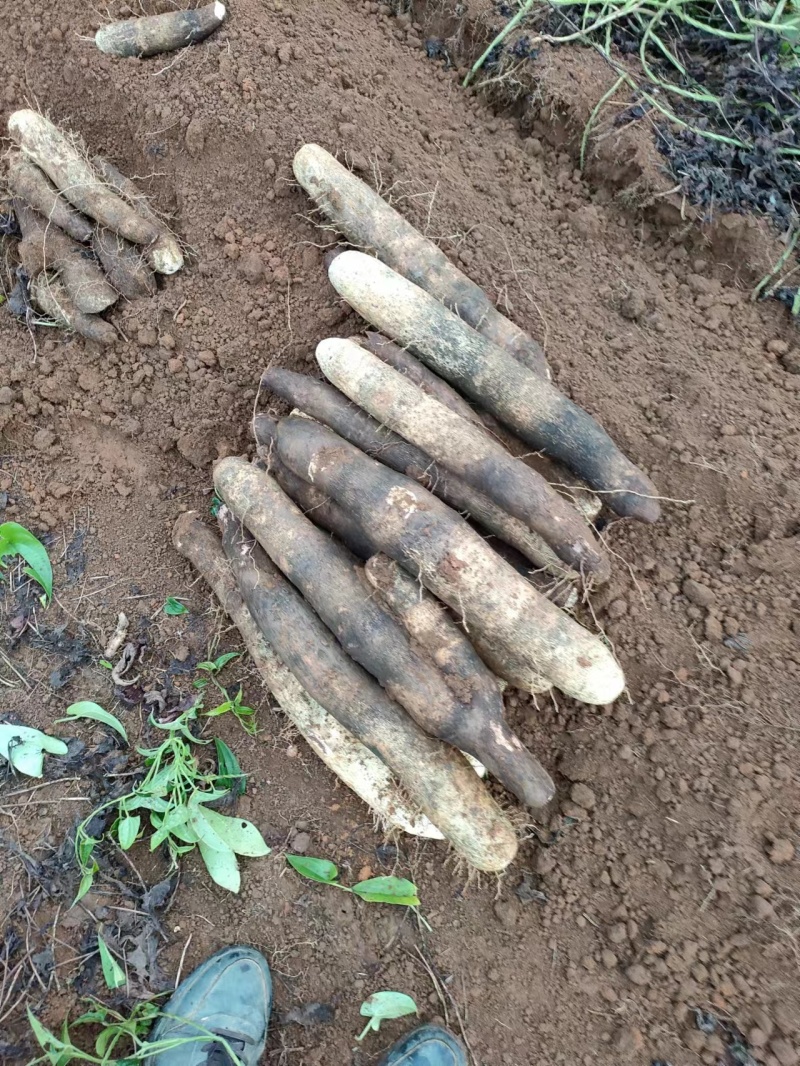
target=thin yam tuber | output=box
[172,512,441,838]
[95,2,226,58]
[14,200,117,313]
[218,505,519,871]
[92,227,157,299]
[92,157,172,236]
[293,143,549,377]
[8,111,183,275]
[317,337,610,581]
[260,368,576,580]
[7,154,93,243]
[328,250,660,523]
[277,416,625,704]
[30,273,117,346]
[215,459,553,808]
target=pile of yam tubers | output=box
[2,110,183,344]
[175,145,661,873]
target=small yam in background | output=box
[95,2,227,58]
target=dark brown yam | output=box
[7,155,93,243]
[30,273,117,346]
[293,143,549,377]
[260,367,576,579]
[95,2,226,58]
[317,338,610,581]
[92,227,157,299]
[328,251,660,523]
[217,505,518,871]
[215,458,552,809]
[14,200,117,313]
[276,416,625,704]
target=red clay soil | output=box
[1,1,799,1064]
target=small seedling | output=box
[356,991,418,1042]
[56,701,128,744]
[97,934,126,990]
[0,722,67,778]
[197,651,240,674]
[194,652,256,736]
[286,855,420,906]
[163,596,188,616]
[0,520,52,601]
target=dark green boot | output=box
[377,1024,467,1066]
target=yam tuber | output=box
[316,337,610,581]
[172,512,441,838]
[30,273,116,346]
[92,227,157,299]
[293,143,549,377]
[96,2,226,58]
[7,154,93,243]
[218,505,519,871]
[215,458,553,808]
[276,415,625,704]
[328,250,660,523]
[8,111,183,275]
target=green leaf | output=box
[198,652,240,673]
[0,723,68,778]
[150,804,191,849]
[0,521,53,600]
[99,659,113,669]
[56,701,128,744]
[198,839,240,892]
[97,935,126,990]
[215,738,246,796]
[356,991,418,1041]
[196,807,270,857]
[27,1007,69,1058]
[352,877,420,907]
[163,596,188,616]
[117,814,140,851]
[285,854,339,884]
[205,699,234,718]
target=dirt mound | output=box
[1,1,799,1064]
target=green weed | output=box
[0,521,52,601]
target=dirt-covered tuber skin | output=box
[95,2,226,58]
[30,273,117,346]
[7,154,93,243]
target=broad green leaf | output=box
[356,991,418,1041]
[97,934,126,989]
[0,522,53,600]
[197,807,270,857]
[150,805,191,849]
[124,795,170,813]
[352,877,420,907]
[189,810,232,853]
[75,865,97,904]
[205,700,233,718]
[0,723,68,777]
[117,814,140,851]
[198,839,240,892]
[56,701,128,744]
[27,1007,67,1052]
[215,738,246,796]
[163,597,188,616]
[198,652,239,673]
[285,854,339,884]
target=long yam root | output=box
[293,143,549,377]
[218,506,519,871]
[92,227,157,299]
[30,273,116,346]
[276,416,625,704]
[96,2,226,58]
[317,337,610,582]
[328,250,660,523]
[172,512,441,838]
[8,111,183,275]
[7,154,93,243]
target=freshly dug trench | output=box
[30,273,117,346]
[218,506,519,872]
[172,512,441,838]
[328,250,660,523]
[92,227,157,299]
[317,337,610,581]
[277,416,625,704]
[215,458,553,809]
[8,110,183,275]
[95,2,226,58]
[260,368,576,580]
[14,200,117,314]
[293,143,549,377]
[7,154,93,243]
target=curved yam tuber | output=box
[7,154,93,242]
[293,143,549,377]
[317,337,610,581]
[172,512,440,838]
[92,227,157,299]
[328,250,660,523]
[8,111,183,275]
[261,368,576,580]
[277,416,625,705]
[215,459,553,809]
[30,273,116,346]
[96,2,226,58]
[14,200,117,313]
[218,506,519,871]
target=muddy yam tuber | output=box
[95,2,226,58]
[7,155,93,243]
